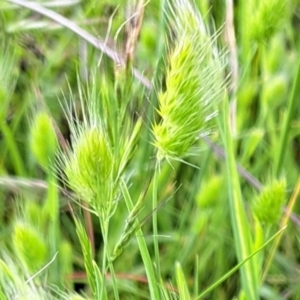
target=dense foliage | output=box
[1,0,300,299]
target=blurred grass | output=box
[0,0,300,299]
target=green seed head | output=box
[13,222,47,273]
[253,180,286,224]
[196,175,223,207]
[30,112,58,170]
[261,74,287,107]
[247,0,287,42]
[153,0,225,161]
[64,127,114,206]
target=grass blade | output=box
[221,96,259,299]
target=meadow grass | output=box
[0,0,300,299]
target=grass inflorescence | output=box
[153,0,225,162]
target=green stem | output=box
[238,0,250,64]
[99,213,119,300]
[45,170,60,287]
[120,179,160,299]
[152,165,161,278]
[221,96,259,299]
[275,42,300,176]
[98,210,107,299]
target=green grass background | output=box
[1,0,300,299]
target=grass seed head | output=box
[153,0,225,161]
[30,112,58,170]
[247,0,287,42]
[64,127,114,208]
[253,180,286,224]
[13,222,47,273]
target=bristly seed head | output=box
[64,126,114,208]
[253,180,286,224]
[30,112,58,170]
[153,0,226,161]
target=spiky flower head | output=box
[13,222,47,273]
[55,77,120,215]
[30,112,58,170]
[153,0,225,161]
[247,0,287,43]
[64,126,114,210]
[253,180,286,224]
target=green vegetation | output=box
[0,0,300,299]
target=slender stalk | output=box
[99,215,119,300]
[225,0,238,135]
[238,0,250,64]
[152,165,161,278]
[98,210,108,299]
[120,179,160,299]
[275,43,300,176]
[221,96,259,299]
[45,170,60,287]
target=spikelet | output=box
[253,180,286,224]
[57,81,116,214]
[247,0,287,43]
[30,112,58,170]
[153,0,225,161]
[63,126,114,211]
[13,222,47,273]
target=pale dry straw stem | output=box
[124,0,145,66]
